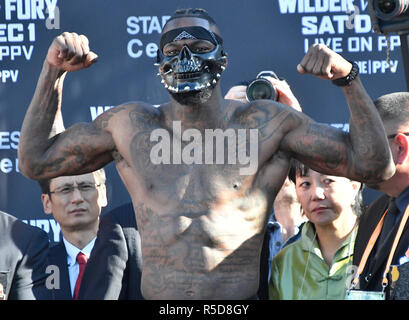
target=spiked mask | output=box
[156,26,227,93]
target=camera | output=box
[367,1,409,91]
[246,71,279,101]
[368,0,409,34]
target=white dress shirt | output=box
[62,237,96,297]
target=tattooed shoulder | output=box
[93,102,162,131]
[93,104,129,129]
[234,100,297,129]
[128,103,163,130]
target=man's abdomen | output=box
[140,213,263,299]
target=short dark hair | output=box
[38,168,107,195]
[288,158,305,185]
[38,178,51,195]
[167,8,217,25]
[374,92,409,126]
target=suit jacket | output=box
[78,202,143,300]
[353,193,409,296]
[47,241,72,299]
[0,210,50,300]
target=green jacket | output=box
[269,221,357,300]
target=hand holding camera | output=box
[225,70,302,111]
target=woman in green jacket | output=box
[269,160,363,300]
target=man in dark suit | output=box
[39,169,107,299]
[78,202,143,300]
[353,92,409,298]
[46,241,72,299]
[0,210,50,300]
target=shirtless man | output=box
[18,8,394,299]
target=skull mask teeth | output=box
[157,44,227,94]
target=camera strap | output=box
[350,204,409,291]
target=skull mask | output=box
[156,26,227,94]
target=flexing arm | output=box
[282,44,394,183]
[18,32,115,179]
[252,44,394,184]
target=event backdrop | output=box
[0,0,406,243]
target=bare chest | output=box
[126,124,259,197]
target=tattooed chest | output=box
[129,129,251,204]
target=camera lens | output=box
[374,0,409,20]
[378,0,396,14]
[246,78,277,101]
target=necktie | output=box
[73,252,87,300]
[378,199,400,248]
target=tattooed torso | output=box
[17,37,393,300]
[94,100,301,300]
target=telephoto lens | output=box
[246,71,279,101]
[374,0,409,20]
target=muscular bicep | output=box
[253,84,393,183]
[280,119,354,178]
[25,121,115,179]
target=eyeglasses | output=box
[387,132,409,139]
[49,183,101,197]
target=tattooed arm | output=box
[18,32,115,180]
[256,45,394,184]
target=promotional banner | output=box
[0,0,405,243]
